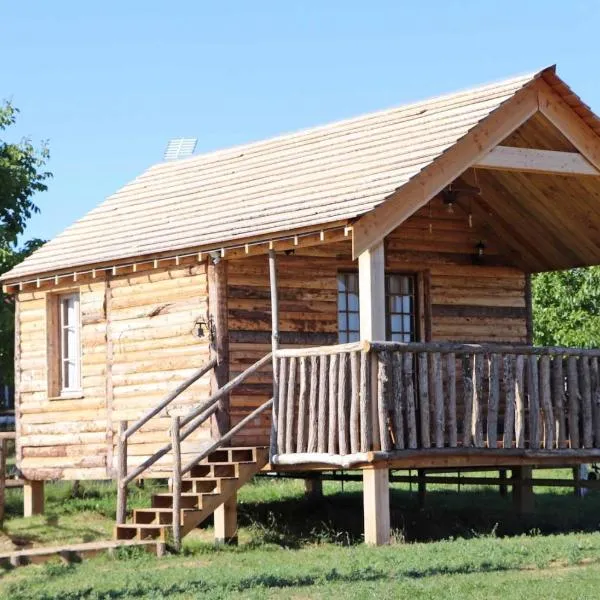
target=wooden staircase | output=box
[114,446,268,543]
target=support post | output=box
[23,480,44,517]
[269,249,280,458]
[358,241,389,546]
[363,467,390,545]
[116,420,128,524]
[0,439,6,524]
[214,492,238,545]
[171,416,182,552]
[304,477,323,500]
[499,469,508,497]
[417,469,427,508]
[512,466,534,514]
[208,258,230,438]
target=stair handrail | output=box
[116,352,272,524]
[122,357,218,441]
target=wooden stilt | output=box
[417,468,427,507]
[499,469,508,497]
[304,477,323,500]
[363,467,390,546]
[23,480,44,517]
[512,466,534,514]
[214,493,238,545]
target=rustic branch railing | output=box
[271,341,600,462]
[116,353,272,526]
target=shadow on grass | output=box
[237,484,600,547]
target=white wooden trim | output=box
[475,146,600,176]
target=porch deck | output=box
[269,341,600,470]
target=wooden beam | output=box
[538,80,600,173]
[269,249,280,458]
[363,468,390,545]
[208,259,230,438]
[352,85,539,257]
[214,492,238,545]
[475,146,599,176]
[23,480,44,517]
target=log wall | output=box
[17,264,211,480]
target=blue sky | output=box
[2,1,598,243]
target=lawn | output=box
[2,470,600,599]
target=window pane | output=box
[338,275,346,292]
[338,292,346,310]
[338,312,346,331]
[59,294,80,391]
[347,273,358,292]
[403,315,412,333]
[339,331,348,343]
[348,313,359,332]
[348,292,359,312]
[402,296,412,314]
[391,315,402,332]
[348,330,360,343]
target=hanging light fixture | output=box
[442,187,458,214]
[475,240,485,257]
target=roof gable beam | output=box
[352,85,540,258]
[475,146,600,176]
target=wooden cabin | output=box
[4,64,600,546]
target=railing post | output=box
[171,416,182,552]
[116,420,128,525]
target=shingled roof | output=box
[3,66,585,282]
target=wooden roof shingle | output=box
[4,66,586,282]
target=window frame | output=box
[47,290,83,399]
[384,273,419,343]
[337,271,360,343]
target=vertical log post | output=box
[487,354,500,449]
[462,355,474,447]
[377,351,392,452]
[296,356,309,453]
[285,356,297,454]
[512,466,534,514]
[567,357,580,448]
[528,355,540,449]
[472,354,484,447]
[404,352,417,449]
[539,355,554,449]
[350,351,360,453]
[171,416,182,552]
[591,357,600,448]
[447,353,457,447]
[359,351,372,451]
[358,241,389,545]
[317,355,329,453]
[328,354,339,454]
[553,357,567,449]
[502,355,515,449]
[418,352,431,448]
[307,355,319,453]
[515,355,526,448]
[391,352,405,450]
[580,356,593,448]
[337,352,350,454]
[269,249,280,458]
[0,439,5,525]
[116,420,128,525]
[277,358,288,454]
[432,352,444,448]
[208,259,230,439]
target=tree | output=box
[0,101,51,384]
[532,267,600,348]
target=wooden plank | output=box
[475,146,599,176]
[377,351,392,452]
[307,355,319,453]
[503,355,515,449]
[359,351,372,452]
[296,356,309,453]
[418,352,430,449]
[446,353,457,448]
[462,355,473,447]
[432,352,444,448]
[552,357,567,449]
[580,356,593,448]
[567,357,580,449]
[514,355,526,448]
[391,352,404,450]
[487,353,500,449]
[362,468,390,546]
[317,355,329,453]
[539,355,554,449]
[592,358,600,449]
[328,353,339,454]
[350,351,360,453]
[337,352,349,455]
[528,355,541,449]
[472,354,484,448]
[285,356,297,454]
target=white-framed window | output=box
[337,272,360,343]
[58,293,81,393]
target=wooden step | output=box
[133,507,203,525]
[181,476,237,494]
[114,523,168,541]
[188,463,237,478]
[151,492,220,510]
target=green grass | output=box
[2,470,600,598]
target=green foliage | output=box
[532,267,600,348]
[0,101,50,383]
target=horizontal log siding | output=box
[228,245,354,445]
[18,264,211,480]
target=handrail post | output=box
[171,416,182,552]
[116,420,128,524]
[269,249,280,459]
